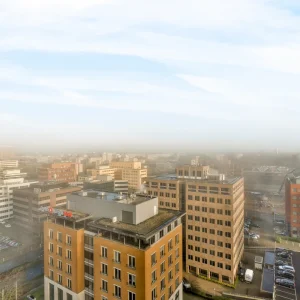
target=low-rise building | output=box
[13,182,81,233]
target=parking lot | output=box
[274,249,298,300]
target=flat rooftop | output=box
[71,190,154,205]
[261,268,274,293]
[89,209,184,238]
[47,208,92,223]
[147,174,178,181]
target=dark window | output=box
[49,283,54,300]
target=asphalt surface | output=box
[183,292,204,300]
[26,263,43,281]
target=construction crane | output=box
[278,168,297,194]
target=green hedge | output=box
[276,235,300,243]
[196,274,238,289]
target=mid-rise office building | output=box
[86,166,116,179]
[38,162,77,182]
[84,179,128,193]
[0,160,19,169]
[13,182,81,233]
[0,166,37,221]
[44,191,184,300]
[145,165,244,285]
[285,173,300,237]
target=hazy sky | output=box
[1,0,300,151]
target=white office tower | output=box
[0,161,37,221]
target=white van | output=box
[245,269,254,283]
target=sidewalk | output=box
[183,272,232,297]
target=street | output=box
[183,292,204,300]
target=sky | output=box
[1,0,300,152]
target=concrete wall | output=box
[135,197,158,224]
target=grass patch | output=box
[276,235,300,243]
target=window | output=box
[57,274,62,284]
[66,235,72,246]
[188,245,193,250]
[202,207,207,212]
[225,221,231,226]
[202,228,207,233]
[128,291,136,300]
[188,254,193,260]
[225,232,231,238]
[209,229,215,234]
[217,209,223,215]
[114,285,121,298]
[188,235,193,240]
[175,248,179,258]
[101,280,108,292]
[202,217,207,223]
[225,254,231,260]
[165,202,170,207]
[152,270,157,283]
[49,283,54,300]
[209,218,215,224]
[166,193,170,197]
[49,256,54,266]
[209,208,215,213]
[225,210,231,216]
[101,297,107,300]
[128,255,136,269]
[168,270,173,281]
[101,246,108,258]
[160,245,165,258]
[217,241,223,247]
[195,196,200,201]
[226,265,232,271]
[58,288,63,300]
[210,261,215,266]
[217,230,223,236]
[57,260,62,270]
[188,225,193,230]
[66,249,72,260]
[195,236,200,242]
[175,234,179,245]
[188,205,193,210]
[217,252,223,258]
[49,229,53,239]
[101,263,108,275]
[152,288,157,300]
[202,238,207,243]
[210,239,215,245]
[195,206,200,211]
[161,277,166,291]
[217,198,223,204]
[202,248,207,254]
[202,196,207,202]
[114,268,121,281]
[218,262,223,268]
[49,269,54,280]
[160,192,164,197]
[160,201,164,206]
[151,253,157,266]
[188,215,193,220]
[210,250,215,256]
[67,264,72,275]
[49,243,53,253]
[195,246,200,252]
[160,261,166,274]
[168,285,173,297]
[171,203,176,208]
[67,278,72,289]
[217,220,223,225]
[175,262,179,274]
[128,273,136,287]
[114,251,121,263]
[168,239,173,251]
[195,256,201,262]
[225,243,231,249]
[67,294,72,300]
[195,216,200,221]
[188,195,193,200]
[225,199,231,205]
[202,258,207,264]
[209,197,215,203]
[57,246,62,256]
[57,232,62,243]
[168,254,173,266]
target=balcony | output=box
[85,287,94,296]
[85,273,94,281]
[84,258,94,266]
[84,244,94,252]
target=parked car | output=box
[182,277,192,292]
[249,233,260,238]
[277,252,291,259]
[251,223,260,228]
[278,265,295,273]
[5,224,11,228]
[275,260,290,266]
[276,270,295,280]
[275,278,295,289]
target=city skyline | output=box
[2,0,300,151]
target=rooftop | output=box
[261,268,274,293]
[88,209,184,238]
[45,208,92,223]
[264,251,275,266]
[71,190,154,205]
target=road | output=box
[183,292,204,300]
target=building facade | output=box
[145,165,244,285]
[0,165,36,221]
[83,180,128,193]
[285,175,300,237]
[43,192,184,300]
[13,182,81,233]
[38,162,77,182]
